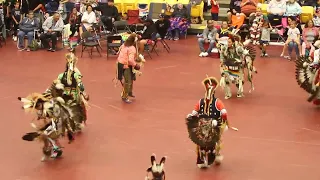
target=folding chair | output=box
[151,33,170,53]
[16,29,39,50]
[113,21,131,34]
[106,35,122,59]
[145,32,159,59]
[80,31,102,58]
[127,10,144,32]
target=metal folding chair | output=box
[112,21,131,34]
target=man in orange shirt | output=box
[186,76,230,168]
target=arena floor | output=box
[1,37,320,180]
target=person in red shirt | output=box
[186,76,230,168]
[210,0,219,21]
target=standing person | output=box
[28,0,43,24]
[95,0,119,32]
[210,0,219,21]
[116,34,141,103]
[11,2,21,41]
[259,20,272,57]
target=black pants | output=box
[267,14,282,26]
[101,16,113,31]
[70,24,79,37]
[40,32,59,49]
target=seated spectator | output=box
[240,0,258,17]
[227,0,242,23]
[95,0,119,32]
[198,20,218,57]
[302,20,318,56]
[155,13,170,39]
[314,8,320,27]
[284,0,301,18]
[250,7,268,24]
[167,3,190,41]
[267,0,286,26]
[284,16,302,38]
[40,12,64,52]
[79,5,97,37]
[67,7,81,37]
[11,2,22,42]
[230,12,246,29]
[216,21,233,45]
[17,10,39,51]
[281,21,301,60]
[137,19,157,61]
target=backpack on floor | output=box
[29,39,40,51]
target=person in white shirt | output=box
[79,5,97,37]
[281,22,301,60]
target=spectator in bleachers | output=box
[240,0,258,17]
[155,14,170,39]
[95,0,119,32]
[227,0,241,24]
[267,0,286,26]
[198,20,217,57]
[216,21,233,45]
[40,12,64,52]
[230,12,246,29]
[67,7,81,37]
[168,3,190,41]
[210,0,219,21]
[314,8,320,27]
[281,20,301,60]
[17,10,39,51]
[79,5,96,37]
[301,20,318,56]
[11,2,22,42]
[284,0,301,17]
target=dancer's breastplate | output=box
[61,72,77,88]
[198,98,221,120]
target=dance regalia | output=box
[219,33,257,99]
[296,49,320,105]
[56,52,89,130]
[186,77,228,168]
[18,93,74,161]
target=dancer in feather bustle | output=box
[219,31,257,99]
[56,52,89,131]
[18,93,74,161]
[295,48,320,105]
[186,77,235,168]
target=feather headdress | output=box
[18,93,51,113]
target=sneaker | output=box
[199,52,204,57]
[13,36,17,41]
[50,48,56,52]
[264,53,268,57]
[18,47,25,51]
[225,95,231,99]
[202,52,208,57]
[173,37,179,41]
[47,48,52,51]
[26,48,30,52]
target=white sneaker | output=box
[211,48,218,53]
[199,52,204,57]
[13,36,17,42]
[202,52,208,57]
[215,155,224,165]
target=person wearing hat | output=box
[155,13,170,39]
[186,76,230,168]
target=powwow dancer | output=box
[186,76,238,168]
[145,154,166,180]
[56,52,89,131]
[218,32,257,99]
[295,48,320,105]
[18,93,74,161]
[114,33,143,103]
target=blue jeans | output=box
[288,41,299,57]
[198,38,215,53]
[17,30,34,48]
